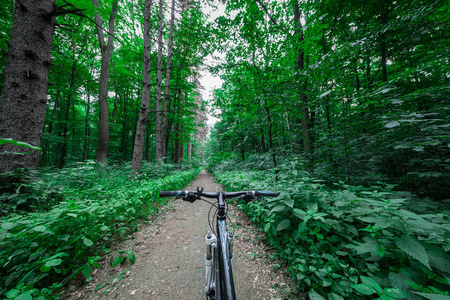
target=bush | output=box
[213,164,450,299]
[0,163,200,299]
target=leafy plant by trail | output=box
[210,158,450,299]
[0,161,200,299]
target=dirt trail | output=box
[66,170,293,299]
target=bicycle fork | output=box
[205,232,235,295]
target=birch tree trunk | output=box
[161,0,176,161]
[0,0,56,175]
[155,0,164,161]
[131,0,153,171]
[94,0,119,162]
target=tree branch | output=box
[255,0,278,26]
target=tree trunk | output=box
[293,1,311,153]
[0,0,56,175]
[59,60,77,168]
[132,0,153,171]
[155,0,164,161]
[161,0,176,161]
[83,92,91,161]
[94,0,119,162]
[40,90,60,167]
[145,121,150,161]
[121,91,128,159]
[174,123,180,165]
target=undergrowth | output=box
[0,161,200,299]
[210,158,450,300]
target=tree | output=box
[161,0,177,161]
[132,0,153,171]
[93,0,119,162]
[0,0,56,176]
[155,0,164,161]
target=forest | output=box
[0,0,449,299]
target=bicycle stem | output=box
[217,192,226,220]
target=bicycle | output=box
[160,187,278,300]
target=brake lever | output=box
[183,191,196,203]
[238,191,258,202]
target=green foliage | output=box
[212,158,450,299]
[0,162,200,299]
[0,138,41,152]
[208,0,450,201]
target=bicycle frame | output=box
[216,216,236,299]
[160,188,278,300]
[206,191,236,299]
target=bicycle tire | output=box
[214,246,221,300]
[206,247,220,300]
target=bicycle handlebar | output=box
[159,190,278,200]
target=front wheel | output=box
[214,246,220,300]
[206,247,220,300]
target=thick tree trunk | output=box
[161,0,176,161]
[132,0,153,171]
[94,0,118,162]
[0,0,56,174]
[155,0,164,161]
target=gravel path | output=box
[64,170,294,299]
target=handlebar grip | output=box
[255,191,278,197]
[160,191,184,197]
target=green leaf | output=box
[297,221,307,233]
[270,204,287,213]
[361,276,382,293]
[293,208,307,220]
[385,121,400,128]
[308,290,326,300]
[354,239,377,255]
[384,288,407,298]
[426,246,450,273]
[6,289,20,299]
[82,237,94,247]
[1,222,18,230]
[412,292,450,300]
[82,265,92,281]
[352,283,376,295]
[33,225,47,232]
[276,219,291,231]
[0,138,41,150]
[45,258,62,267]
[395,236,430,269]
[40,265,51,272]
[12,290,33,300]
[128,251,136,264]
[15,293,33,300]
[264,222,271,232]
[285,198,294,208]
[111,256,125,267]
